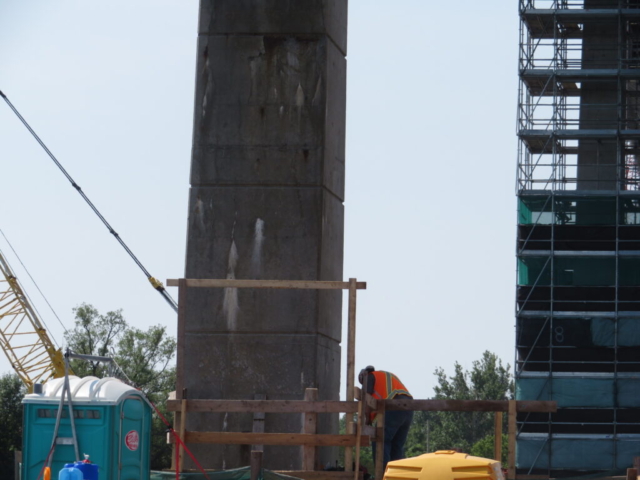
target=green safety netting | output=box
[516,374,640,407]
[517,435,640,471]
[150,467,303,480]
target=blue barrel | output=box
[64,462,99,480]
[59,467,83,480]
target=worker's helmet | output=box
[358,365,375,384]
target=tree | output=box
[0,373,25,479]
[64,303,176,469]
[470,434,509,466]
[405,351,513,457]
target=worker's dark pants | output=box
[372,409,414,472]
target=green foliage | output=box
[0,373,26,479]
[64,303,176,470]
[338,414,374,475]
[470,434,509,466]
[404,351,513,457]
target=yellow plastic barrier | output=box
[383,450,505,480]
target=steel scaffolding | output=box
[516,0,640,476]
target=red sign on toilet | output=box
[125,430,139,451]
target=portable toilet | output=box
[22,376,151,480]
[383,450,504,480]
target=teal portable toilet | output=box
[22,376,151,480]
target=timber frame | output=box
[167,278,557,480]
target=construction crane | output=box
[0,250,69,392]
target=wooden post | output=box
[253,394,266,452]
[627,469,638,480]
[375,408,385,480]
[172,279,188,473]
[508,400,517,480]
[302,388,319,471]
[14,450,21,480]
[168,391,178,471]
[178,388,188,472]
[251,450,263,480]
[353,398,363,480]
[345,278,358,472]
[176,279,187,394]
[494,412,503,462]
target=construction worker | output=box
[358,365,414,471]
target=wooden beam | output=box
[166,399,360,413]
[251,451,263,480]
[383,399,557,413]
[345,278,358,473]
[181,432,371,447]
[354,397,363,480]
[494,412,503,462]
[176,279,187,396]
[302,389,318,471]
[508,400,517,480]
[354,387,361,400]
[252,394,266,452]
[166,279,367,290]
[178,397,187,472]
[375,409,385,480]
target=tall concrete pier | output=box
[179,0,348,470]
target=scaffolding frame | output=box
[516,0,640,476]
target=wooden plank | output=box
[183,432,370,447]
[494,412,503,462]
[345,420,355,472]
[166,399,360,413]
[354,387,361,400]
[178,398,187,472]
[274,472,363,480]
[251,451,263,480]
[354,398,363,480]
[508,400,517,480]
[383,399,557,413]
[252,394,266,452]
[375,409,385,480]
[167,279,367,290]
[176,279,187,396]
[302,388,319,471]
[14,450,21,480]
[345,278,358,473]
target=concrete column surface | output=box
[181,0,348,471]
[577,0,619,190]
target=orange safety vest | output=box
[369,371,412,401]
[367,371,411,423]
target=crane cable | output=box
[0,90,178,313]
[0,227,68,340]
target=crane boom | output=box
[0,252,68,391]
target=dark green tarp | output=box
[150,467,303,480]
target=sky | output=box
[0,0,519,401]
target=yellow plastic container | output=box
[383,450,505,480]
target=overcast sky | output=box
[0,0,518,400]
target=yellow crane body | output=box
[0,252,68,391]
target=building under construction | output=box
[516,0,640,476]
